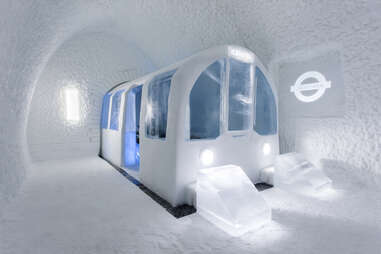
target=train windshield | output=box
[228,58,252,131]
[254,67,277,135]
[189,59,225,140]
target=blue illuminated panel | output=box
[101,93,112,129]
[123,86,142,170]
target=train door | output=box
[122,85,142,170]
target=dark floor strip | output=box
[255,182,274,191]
[105,159,196,219]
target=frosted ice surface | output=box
[274,153,332,194]
[196,165,271,237]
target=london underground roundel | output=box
[290,71,331,103]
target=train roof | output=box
[108,45,268,94]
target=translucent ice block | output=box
[274,153,332,193]
[196,165,271,237]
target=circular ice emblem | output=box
[290,71,331,103]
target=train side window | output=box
[228,58,252,131]
[101,93,112,129]
[189,59,225,140]
[110,89,124,131]
[146,69,176,139]
[254,67,277,135]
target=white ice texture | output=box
[196,165,271,237]
[274,153,332,194]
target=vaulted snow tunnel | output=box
[0,1,381,253]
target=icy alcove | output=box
[26,31,154,162]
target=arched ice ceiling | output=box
[1,0,381,211]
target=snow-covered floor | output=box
[1,157,380,254]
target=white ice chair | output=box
[196,165,271,237]
[273,153,332,194]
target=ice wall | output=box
[1,0,380,214]
[27,32,153,162]
[0,0,156,214]
[261,1,381,182]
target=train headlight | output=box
[200,149,214,166]
[263,143,271,156]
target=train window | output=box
[101,93,112,129]
[110,89,124,131]
[228,58,252,131]
[146,69,176,139]
[190,59,225,140]
[254,67,277,135]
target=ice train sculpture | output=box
[100,45,278,235]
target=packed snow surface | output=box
[0,157,380,254]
